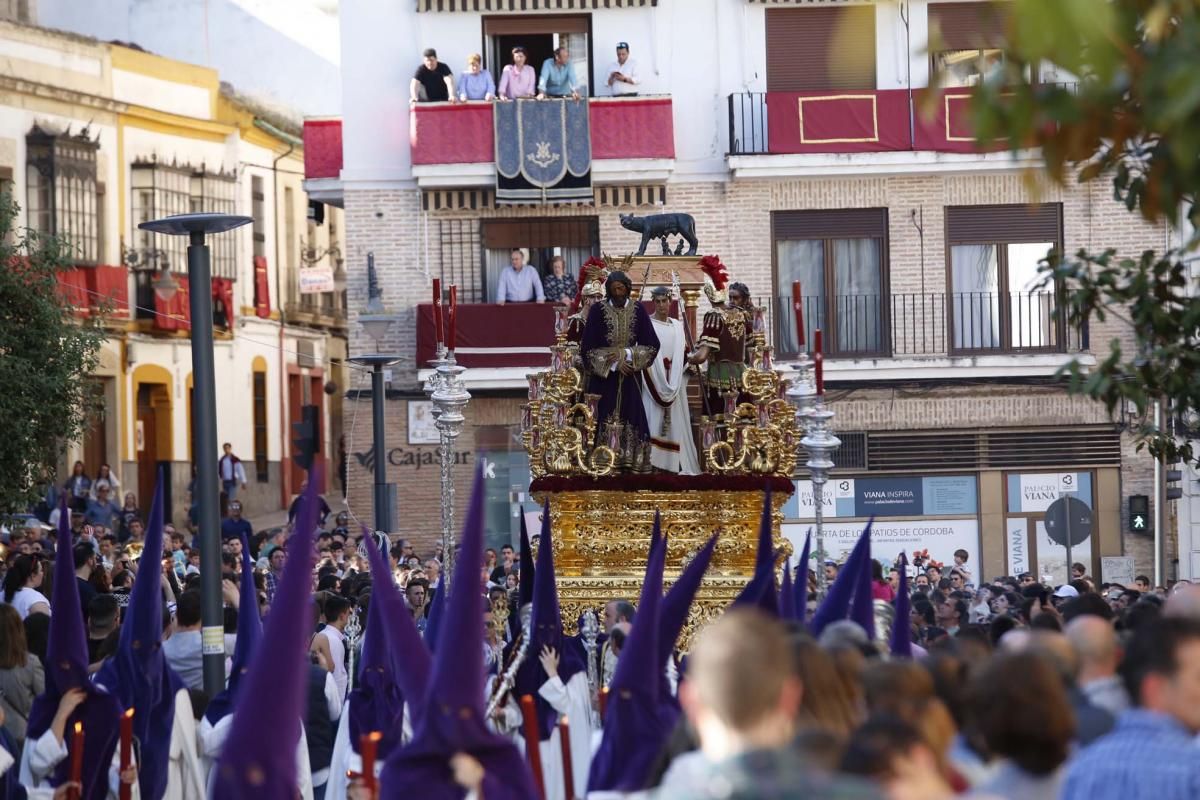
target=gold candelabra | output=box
[699,338,802,477]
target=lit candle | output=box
[432,279,443,346]
[791,281,806,347]
[70,721,84,794]
[813,328,824,395]
[119,709,134,800]
[519,695,546,799]
[447,285,458,351]
[360,731,382,797]
[559,716,575,800]
[599,687,609,722]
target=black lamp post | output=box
[349,253,399,535]
[137,212,251,699]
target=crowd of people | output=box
[410,42,640,104]
[3,461,1200,799]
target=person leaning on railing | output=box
[410,47,455,105]
[458,53,495,102]
[498,45,536,101]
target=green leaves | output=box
[0,192,106,514]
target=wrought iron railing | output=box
[773,292,1084,359]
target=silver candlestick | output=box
[786,354,819,590]
[431,349,471,588]
[801,393,840,598]
[344,604,363,692]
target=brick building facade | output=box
[315,0,1175,583]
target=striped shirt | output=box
[1061,710,1200,800]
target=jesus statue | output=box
[579,271,660,453]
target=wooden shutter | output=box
[766,6,877,92]
[928,2,1010,50]
[946,204,1061,244]
[773,208,888,240]
[481,218,598,249]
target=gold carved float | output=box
[521,255,806,649]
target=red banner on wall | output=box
[253,255,271,318]
[766,90,912,154]
[154,274,191,331]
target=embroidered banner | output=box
[494,98,592,204]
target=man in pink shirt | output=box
[498,45,536,100]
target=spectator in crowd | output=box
[74,543,98,624]
[309,594,352,707]
[84,483,120,529]
[288,482,332,527]
[494,248,545,304]
[90,463,121,500]
[663,609,873,797]
[86,594,119,667]
[3,554,50,619]
[1066,614,1131,716]
[1062,617,1200,798]
[163,590,206,691]
[221,500,253,542]
[63,460,91,500]
[967,651,1074,800]
[458,53,495,101]
[0,603,44,751]
[410,47,455,104]
[841,715,955,800]
[498,45,536,100]
[117,492,140,540]
[603,41,640,96]
[264,544,287,606]
[541,255,576,305]
[537,47,581,100]
[218,442,248,504]
[1134,574,1151,592]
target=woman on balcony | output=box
[458,53,495,102]
[498,46,536,101]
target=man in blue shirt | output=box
[1061,616,1200,799]
[537,47,581,100]
[494,248,545,304]
[84,483,120,528]
[221,500,254,541]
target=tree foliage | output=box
[0,192,106,514]
[968,0,1200,465]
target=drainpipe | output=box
[267,122,297,511]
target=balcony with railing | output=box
[727,87,1058,159]
[772,292,1086,362]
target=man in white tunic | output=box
[641,286,701,475]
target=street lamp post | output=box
[137,212,251,699]
[349,253,400,536]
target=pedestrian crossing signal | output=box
[1129,495,1149,533]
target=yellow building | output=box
[0,18,346,523]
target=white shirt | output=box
[8,587,50,620]
[603,56,640,95]
[315,626,348,707]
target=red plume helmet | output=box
[698,255,730,303]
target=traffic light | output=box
[1166,468,1183,501]
[1128,495,1149,534]
[292,404,320,472]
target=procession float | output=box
[423,215,841,650]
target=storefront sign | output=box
[1010,472,1083,513]
[1006,518,1029,576]
[298,266,336,294]
[790,475,977,520]
[783,518,979,572]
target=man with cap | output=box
[580,271,660,457]
[641,286,700,475]
[604,42,640,96]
